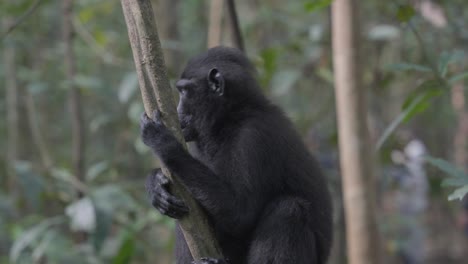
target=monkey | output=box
[141,46,332,264]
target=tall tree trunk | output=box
[121,0,223,260]
[331,1,380,263]
[451,81,467,172]
[3,18,19,194]
[154,0,181,75]
[207,0,224,48]
[63,0,85,197]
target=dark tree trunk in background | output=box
[3,18,19,194]
[226,0,244,51]
[63,0,86,197]
[331,0,381,263]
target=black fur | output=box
[142,46,332,264]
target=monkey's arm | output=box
[141,111,264,234]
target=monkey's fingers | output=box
[139,112,152,130]
[153,190,189,219]
[152,109,163,125]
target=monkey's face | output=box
[176,68,225,142]
[176,78,199,142]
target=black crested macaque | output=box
[141,46,332,264]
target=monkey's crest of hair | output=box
[183,46,258,92]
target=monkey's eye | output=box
[179,87,188,95]
[176,79,193,95]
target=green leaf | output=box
[33,228,76,262]
[92,206,112,252]
[15,161,45,209]
[401,79,444,110]
[438,50,465,78]
[304,0,333,13]
[448,185,468,201]
[425,156,468,179]
[10,217,65,262]
[402,99,429,123]
[400,80,443,124]
[112,235,135,264]
[426,156,468,201]
[396,5,416,23]
[377,95,423,149]
[259,48,278,87]
[261,48,277,75]
[377,81,443,149]
[448,71,468,84]
[386,63,432,73]
[86,161,109,182]
[401,89,443,124]
[441,177,468,187]
[78,7,94,23]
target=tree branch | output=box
[63,0,86,198]
[120,0,223,260]
[1,0,43,39]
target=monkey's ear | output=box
[207,68,224,96]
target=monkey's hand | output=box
[146,168,189,219]
[140,110,181,159]
[191,258,230,264]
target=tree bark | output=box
[451,80,467,172]
[207,0,224,48]
[226,0,244,51]
[3,18,19,194]
[63,0,85,196]
[120,0,223,260]
[331,1,381,263]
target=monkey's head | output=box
[175,46,263,142]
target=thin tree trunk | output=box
[25,90,53,171]
[63,0,85,196]
[207,0,224,48]
[121,0,223,260]
[226,0,244,51]
[451,81,467,172]
[331,1,380,263]
[3,18,19,194]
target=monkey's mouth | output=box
[179,116,197,142]
[179,115,191,130]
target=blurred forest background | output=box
[1,0,468,263]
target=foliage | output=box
[425,156,468,201]
[304,0,333,13]
[1,0,467,263]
